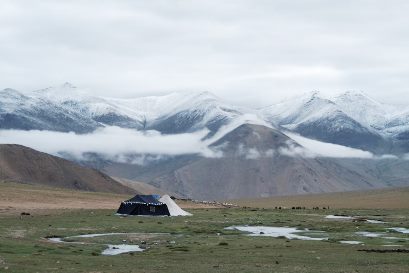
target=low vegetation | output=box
[0,207,408,272]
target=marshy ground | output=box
[0,207,408,273]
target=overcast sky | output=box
[1,0,408,107]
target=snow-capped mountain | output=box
[332,91,393,131]
[0,83,245,134]
[260,91,409,153]
[0,86,99,133]
[2,84,409,199]
[1,83,409,154]
[111,91,244,133]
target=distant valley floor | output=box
[2,181,409,216]
[231,187,409,209]
[0,181,218,215]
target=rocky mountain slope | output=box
[0,144,134,194]
[98,124,409,199]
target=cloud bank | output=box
[0,120,401,162]
[0,126,218,159]
[283,132,398,159]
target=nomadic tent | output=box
[116,195,170,216]
[116,194,192,216]
[159,195,192,216]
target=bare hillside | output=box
[111,124,408,200]
[0,144,133,194]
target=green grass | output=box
[0,208,408,272]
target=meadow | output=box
[0,206,408,273]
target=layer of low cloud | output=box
[1,0,409,107]
[285,132,374,159]
[0,120,401,162]
[0,126,218,159]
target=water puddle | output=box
[325,215,352,220]
[366,220,386,224]
[45,232,163,255]
[101,244,144,255]
[225,226,327,241]
[387,227,409,234]
[48,237,64,243]
[339,240,363,245]
[356,230,408,241]
[356,231,384,238]
[325,215,385,224]
[71,232,129,238]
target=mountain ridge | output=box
[2,83,409,199]
[0,144,135,194]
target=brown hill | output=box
[112,177,175,196]
[0,144,134,194]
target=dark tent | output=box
[116,195,170,216]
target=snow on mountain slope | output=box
[260,91,341,127]
[144,91,245,133]
[261,90,407,138]
[333,91,398,132]
[384,108,409,136]
[259,91,390,153]
[0,87,100,132]
[30,83,146,129]
[1,83,409,154]
[2,83,245,134]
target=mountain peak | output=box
[172,90,218,101]
[2,88,19,93]
[0,88,28,100]
[335,90,379,104]
[31,82,90,102]
[310,90,321,97]
[35,82,77,93]
[61,82,77,89]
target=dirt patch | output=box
[0,181,128,215]
[7,229,26,239]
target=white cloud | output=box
[279,141,317,158]
[0,126,219,159]
[0,120,402,161]
[285,132,374,158]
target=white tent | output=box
[158,195,192,216]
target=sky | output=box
[1,0,409,107]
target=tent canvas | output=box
[116,195,170,216]
[159,195,192,216]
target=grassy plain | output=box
[0,207,408,272]
[0,182,408,273]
